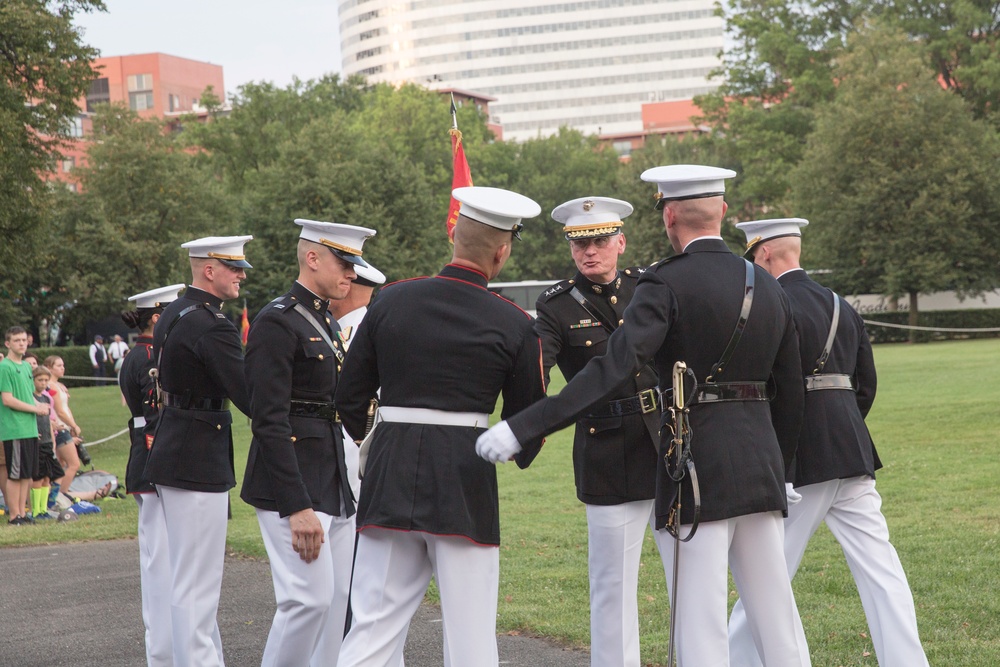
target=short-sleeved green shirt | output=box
[0,357,40,440]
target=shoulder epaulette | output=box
[650,253,687,271]
[268,294,295,312]
[621,266,648,280]
[538,279,573,302]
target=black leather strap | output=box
[660,381,769,405]
[289,399,340,422]
[586,388,659,418]
[161,391,229,411]
[569,284,659,380]
[155,304,205,380]
[707,259,755,382]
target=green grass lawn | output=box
[4,338,999,665]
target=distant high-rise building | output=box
[338,0,724,142]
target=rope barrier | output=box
[80,428,129,448]
[863,320,1000,333]
[62,375,120,383]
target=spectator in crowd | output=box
[23,351,38,370]
[42,356,85,489]
[1,326,46,525]
[109,334,130,375]
[31,365,64,520]
[89,334,109,380]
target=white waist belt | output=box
[132,416,147,428]
[377,407,489,428]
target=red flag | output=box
[446,97,473,242]
[240,301,250,346]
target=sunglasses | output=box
[569,235,615,251]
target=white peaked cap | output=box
[735,218,809,256]
[127,284,186,309]
[295,219,376,268]
[551,196,633,239]
[181,235,254,268]
[640,165,737,209]
[354,261,386,288]
[453,186,541,238]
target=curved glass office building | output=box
[339,0,724,142]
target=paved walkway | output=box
[0,539,590,667]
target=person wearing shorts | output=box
[1,327,46,525]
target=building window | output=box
[128,73,154,111]
[127,73,154,91]
[66,115,85,138]
[168,94,182,112]
[86,77,110,112]
[612,141,633,157]
[62,157,75,172]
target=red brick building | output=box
[50,53,225,189]
[599,99,708,159]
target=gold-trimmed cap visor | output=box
[181,235,254,269]
[296,219,376,268]
[551,196,632,239]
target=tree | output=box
[43,105,238,337]
[0,0,104,327]
[182,74,372,191]
[477,128,621,281]
[790,26,1000,338]
[698,0,1000,217]
[236,112,448,310]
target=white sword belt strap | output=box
[805,289,853,391]
[377,407,489,428]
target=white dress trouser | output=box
[338,528,500,667]
[158,485,229,667]
[586,499,663,667]
[256,508,357,667]
[653,512,811,667]
[728,477,928,667]
[135,493,174,667]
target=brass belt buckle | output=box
[638,388,658,414]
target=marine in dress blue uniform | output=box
[336,187,546,667]
[241,220,375,667]
[120,284,188,667]
[535,196,665,667]
[478,166,812,667]
[145,235,253,667]
[728,219,929,667]
[329,260,387,503]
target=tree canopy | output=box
[9,3,1000,340]
[0,0,103,328]
[791,26,1000,322]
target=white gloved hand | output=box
[475,420,522,464]
[785,482,802,506]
